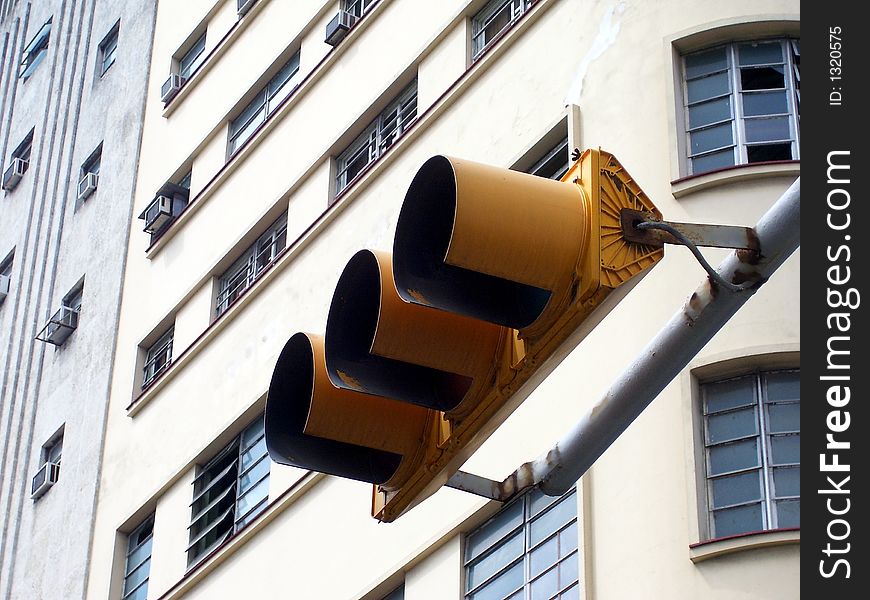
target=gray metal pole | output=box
[448,177,800,500]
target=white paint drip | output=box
[564,2,626,105]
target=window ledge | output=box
[689,528,799,563]
[671,161,799,198]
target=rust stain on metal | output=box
[336,370,363,390]
[405,288,429,304]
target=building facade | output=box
[0,1,156,598]
[86,1,800,599]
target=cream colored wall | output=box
[87,0,800,598]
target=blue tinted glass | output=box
[709,438,759,475]
[687,71,730,104]
[707,407,757,443]
[711,470,761,508]
[773,466,800,497]
[691,149,735,174]
[685,47,727,79]
[689,97,731,129]
[713,502,763,537]
[770,434,799,464]
[776,499,800,528]
[744,116,790,142]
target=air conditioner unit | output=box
[161,73,186,104]
[31,462,60,499]
[139,182,190,235]
[0,273,10,302]
[36,305,80,346]
[238,0,257,17]
[2,157,29,191]
[325,10,358,46]
[77,172,99,201]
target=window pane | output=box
[469,559,523,600]
[772,466,799,497]
[713,502,763,537]
[126,537,153,574]
[691,149,734,173]
[767,403,799,432]
[742,91,788,116]
[688,97,731,129]
[530,495,576,546]
[687,71,729,104]
[710,470,762,508]
[690,122,733,154]
[466,498,523,561]
[747,143,792,163]
[709,438,758,475]
[123,558,150,593]
[237,476,269,517]
[560,583,580,600]
[467,531,523,589]
[559,551,579,588]
[765,371,799,403]
[530,565,558,600]
[740,65,785,91]
[738,41,783,66]
[744,116,790,143]
[707,407,756,444]
[776,499,800,528]
[704,376,755,413]
[125,585,148,600]
[530,535,558,578]
[559,521,578,554]
[770,434,799,464]
[685,47,727,79]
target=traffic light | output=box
[265,149,664,521]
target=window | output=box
[682,38,800,176]
[526,136,569,180]
[36,281,83,345]
[187,416,270,566]
[471,0,530,60]
[98,22,119,76]
[344,0,375,17]
[82,145,102,177]
[78,144,102,200]
[228,51,301,156]
[216,212,287,317]
[336,80,418,194]
[122,515,154,600]
[179,33,206,79]
[464,487,579,600]
[0,252,13,304]
[3,130,34,191]
[20,18,52,79]
[32,430,63,499]
[700,369,799,539]
[142,327,173,389]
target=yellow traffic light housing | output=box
[265,148,663,522]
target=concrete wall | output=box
[87,0,800,599]
[0,1,156,598]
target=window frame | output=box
[12,130,34,166]
[142,327,174,389]
[81,143,102,178]
[215,212,288,318]
[344,0,376,18]
[227,51,301,157]
[471,0,531,60]
[122,515,154,600]
[464,487,580,600]
[98,22,120,76]
[699,368,799,540]
[186,416,270,567]
[20,18,52,79]
[0,251,13,304]
[681,38,800,176]
[335,80,418,194]
[178,32,207,80]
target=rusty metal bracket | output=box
[621,209,760,253]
